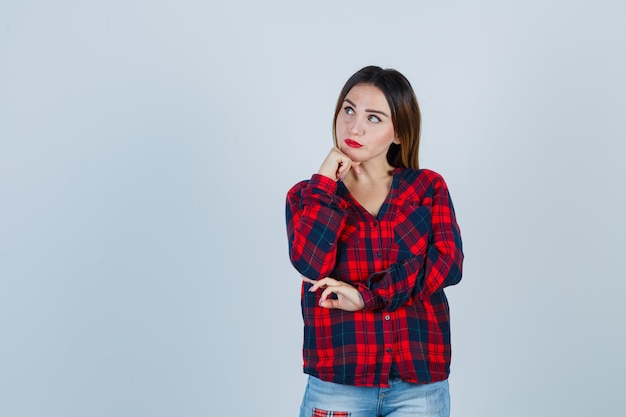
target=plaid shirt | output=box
[286,168,463,387]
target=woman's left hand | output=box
[303,277,365,311]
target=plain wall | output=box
[1,1,625,416]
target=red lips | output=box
[344,139,363,148]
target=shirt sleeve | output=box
[286,174,349,279]
[357,173,464,311]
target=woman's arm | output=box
[286,147,361,280]
[286,174,349,280]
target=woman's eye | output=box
[368,115,381,123]
[344,106,355,115]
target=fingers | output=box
[319,285,364,311]
[336,155,363,181]
[303,277,364,312]
[318,148,363,181]
[302,276,316,286]
[304,277,338,292]
[302,276,342,301]
[302,275,364,310]
[319,285,336,303]
[336,160,351,182]
[348,160,364,176]
[318,298,340,309]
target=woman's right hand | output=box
[303,276,365,311]
[318,147,362,181]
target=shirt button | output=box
[386,348,392,353]
[372,222,378,227]
[384,315,390,320]
[375,252,382,258]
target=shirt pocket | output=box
[337,208,360,247]
[394,204,431,259]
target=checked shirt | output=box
[286,168,463,387]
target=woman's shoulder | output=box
[393,168,454,204]
[397,167,447,187]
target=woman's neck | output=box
[347,160,395,184]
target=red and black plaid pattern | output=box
[312,409,350,417]
[286,169,463,387]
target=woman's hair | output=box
[333,66,421,169]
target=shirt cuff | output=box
[356,284,382,311]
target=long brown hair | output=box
[332,66,421,169]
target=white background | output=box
[1,1,625,416]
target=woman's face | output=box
[335,83,399,164]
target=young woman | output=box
[286,66,464,417]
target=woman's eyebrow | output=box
[343,98,389,118]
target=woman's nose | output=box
[349,120,364,136]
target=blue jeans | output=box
[299,376,450,417]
